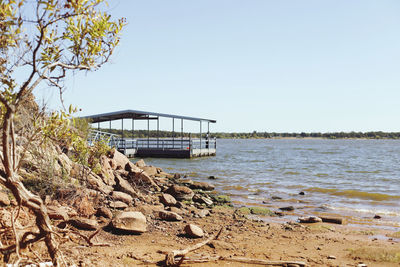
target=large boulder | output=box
[99,155,115,186]
[114,173,142,199]
[108,148,130,170]
[125,162,160,191]
[141,166,158,176]
[111,211,147,234]
[166,185,194,201]
[135,159,146,168]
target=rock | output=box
[96,207,113,219]
[184,224,204,238]
[327,255,336,259]
[0,191,10,206]
[47,206,69,221]
[271,196,282,200]
[158,210,183,221]
[179,179,193,185]
[86,171,113,195]
[208,175,216,180]
[160,193,177,206]
[166,185,194,201]
[135,159,146,168]
[112,191,133,204]
[173,173,181,179]
[208,240,234,250]
[109,201,128,209]
[125,162,161,191]
[0,209,12,228]
[213,195,231,204]
[373,214,382,219]
[193,195,213,206]
[279,206,295,211]
[321,216,344,224]
[141,166,158,176]
[249,207,273,215]
[68,217,98,230]
[190,181,215,191]
[298,216,322,223]
[136,204,164,215]
[299,191,305,195]
[166,206,188,215]
[357,264,368,267]
[111,211,147,233]
[114,173,142,199]
[99,155,115,186]
[197,209,210,218]
[109,148,130,170]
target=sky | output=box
[36,0,400,133]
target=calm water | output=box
[139,139,400,229]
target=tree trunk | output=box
[4,176,63,266]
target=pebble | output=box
[327,255,336,259]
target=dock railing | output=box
[88,130,120,147]
[115,137,216,150]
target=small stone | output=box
[111,211,147,233]
[327,255,336,259]
[158,210,183,221]
[197,209,210,218]
[47,206,69,221]
[111,191,133,204]
[109,201,128,209]
[208,175,216,180]
[298,216,322,223]
[184,224,204,238]
[135,159,146,168]
[299,191,305,195]
[173,173,181,179]
[373,214,381,219]
[190,181,215,191]
[193,195,213,206]
[160,193,177,206]
[279,206,295,211]
[357,264,367,267]
[68,217,98,230]
[96,207,113,219]
[0,191,10,206]
[271,196,282,200]
[166,185,194,201]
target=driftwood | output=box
[320,216,344,225]
[164,227,223,266]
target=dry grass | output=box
[348,247,400,263]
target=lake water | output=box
[139,139,400,229]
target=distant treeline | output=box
[97,128,400,139]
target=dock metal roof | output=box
[81,109,217,123]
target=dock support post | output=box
[147,116,150,148]
[172,118,174,149]
[121,119,124,149]
[157,117,159,148]
[200,121,202,149]
[181,119,183,149]
[98,122,100,131]
[132,118,135,139]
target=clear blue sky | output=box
[36,0,400,133]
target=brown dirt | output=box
[36,206,400,266]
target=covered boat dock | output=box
[81,110,217,158]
